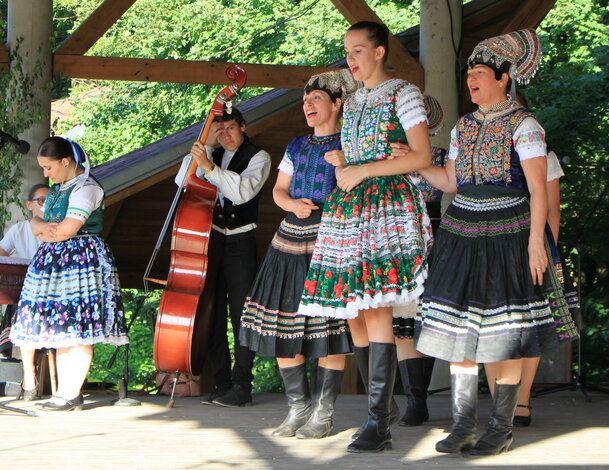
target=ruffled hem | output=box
[299,276,425,320]
[10,335,129,349]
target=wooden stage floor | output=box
[1,389,608,469]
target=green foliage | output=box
[0,38,46,233]
[525,0,609,383]
[88,289,158,388]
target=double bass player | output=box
[176,107,271,407]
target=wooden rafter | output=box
[54,55,402,88]
[55,0,138,55]
[329,0,424,89]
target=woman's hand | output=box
[291,198,319,219]
[388,142,412,160]
[337,165,367,192]
[325,150,346,167]
[528,236,548,285]
[38,222,59,242]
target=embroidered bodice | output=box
[342,79,427,165]
[280,133,340,204]
[454,104,539,189]
[44,177,104,234]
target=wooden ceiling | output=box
[1,0,557,287]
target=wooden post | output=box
[6,0,52,229]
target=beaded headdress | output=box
[304,69,358,102]
[467,29,542,84]
[423,94,444,136]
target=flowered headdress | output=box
[467,29,542,85]
[304,69,358,102]
[423,94,444,136]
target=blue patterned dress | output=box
[239,134,351,358]
[298,79,433,319]
[415,102,577,363]
[10,176,129,348]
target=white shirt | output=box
[547,150,564,182]
[175,144,271,235]
[0,220,40,259]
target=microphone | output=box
[0,129,30,154]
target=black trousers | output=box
[209,230,257,393]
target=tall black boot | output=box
[295,366,344,439]
[468,382,519,456]
[352,345,399,439]
[398,357,435,426]
[272,364,312,437]
[436,374,478,453]
[347,342,397,453]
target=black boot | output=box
[436,374,478,453]
[295,366,344,439]
[398,357,435,426]
[272,364,312,437]
[352,345,399,439]
[468,382,519,456]
[347,342,397,453]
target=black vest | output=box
[212,136,263,230]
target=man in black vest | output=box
[189,108,271,406]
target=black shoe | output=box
[272,364,312,437]
[435,374,478,454]
[212,384,252,408]
[513,404,532,427]
[201,386,230,406]
[467,382,520,456]
[37,394,83,411]
[347,342,396,453]
[18,386,38,401]
[295,367,344,439]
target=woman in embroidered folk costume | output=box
[10,137,129,411]
[240,70,356,439]
[298,21,434,453]
[412,30,578,455]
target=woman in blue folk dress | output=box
[298,21,434,453]
[10,137,128,411]
[240,70,356,439]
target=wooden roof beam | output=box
[0,43,8,72]
[54,55,404,88]
[55,0,138,55]
[329,0,424,89]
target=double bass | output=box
[144,66,246,402]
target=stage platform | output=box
[1,389,608,469]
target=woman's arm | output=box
[337,122,432,192]
[37,217,83,243]
[546,178,560,242]
[273,170,319,219]
[522,156,548,285]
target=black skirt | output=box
[239,211,351,358]
[415,186,563,363]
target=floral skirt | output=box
[10,235,129,348]
[239,211,351,358]
[298,174,433,319]
[415,186,575,363]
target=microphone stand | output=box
[108,296,145,407]
[533,176,609,399]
